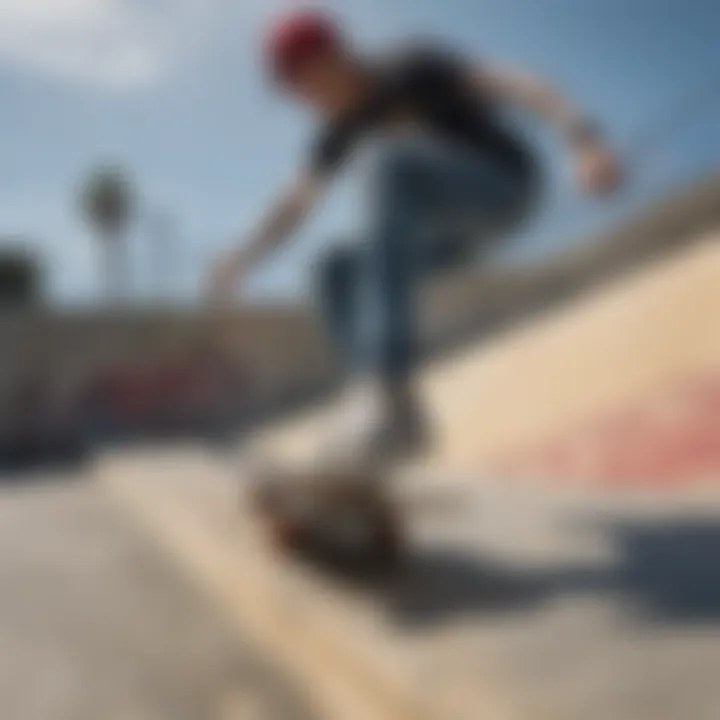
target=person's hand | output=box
[204,248,248,307]
[574,143,623,196]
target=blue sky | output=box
[0,0,718,303]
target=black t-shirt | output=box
[309,45,535,179]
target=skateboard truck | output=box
[242,454,404,572]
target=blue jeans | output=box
[318,133,537,383]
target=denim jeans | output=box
[318,132,537,383]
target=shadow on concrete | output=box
[387,518,720,629]
[0,440,90,484]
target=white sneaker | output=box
[325,379,431,465]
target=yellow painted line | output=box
[100,463,437,720]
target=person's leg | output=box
[362,145,430,454]
[365,136,536,454]
[322,133,537,459]
[317,246,363,374]
[316,243,415,460]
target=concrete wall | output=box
[420,171,720,352]
[0,307,331,438]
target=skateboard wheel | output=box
[268,516,307,552]
[369,511,403,565]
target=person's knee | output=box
[317,247,363,326]
[318,247,359,296]
[316,247,365,368]
[369,139,432,201]
[380,143,423,177]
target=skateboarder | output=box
[206,9,622,460]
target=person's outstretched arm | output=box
[473,63,622,193]
[205,171,325,302]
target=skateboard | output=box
[243,457,404,572]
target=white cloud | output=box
[0,0,391,90]
[0,0,243,89]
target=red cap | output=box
[264,9,342,82]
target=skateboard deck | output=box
[242,457,404,572]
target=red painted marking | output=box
[488,374,720,487]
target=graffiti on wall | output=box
[491,374,720,486]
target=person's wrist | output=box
[566,118,603,151]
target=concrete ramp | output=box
[101,227,720,720]
[258,231,720,484]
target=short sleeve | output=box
[306,44,474,176]
[390,44,472,100]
